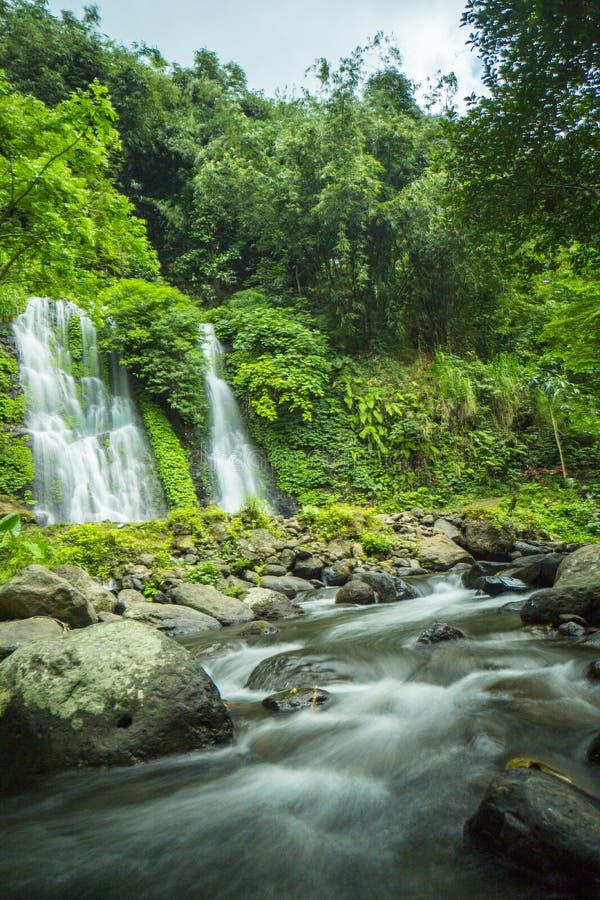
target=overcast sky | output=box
[47,0,483,109]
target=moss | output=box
[297,504,388,542]
[140,397,198,509]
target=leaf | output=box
[505,757,572,784]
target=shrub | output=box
[140,398,198,509]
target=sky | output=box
[47,0,483,109]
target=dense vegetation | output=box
[0,0,597,535]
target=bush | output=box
[140,398,198,509]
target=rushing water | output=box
[13,297,166,524]
[2,577,599,899]
[199,324,269,513]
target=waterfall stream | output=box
[2,576,599,898]
[13,296,166,524]
[199,324,269,512]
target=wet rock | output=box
[170,583,253,625]
[504,552,563,587]
[463,561,509,589]
[0,620,234,785]
[0,617,67,661]
[322,560,355,586]
[417,535,474,571]
[557,621,586,639]
[513,539,557,556]
[0,565,97,628]
[499,600,526,614]
[292,556,324,581]
[587,733,600,764]
[465,767,600,891]
[349,571,417,603]
[237,620,280,637]
[521,583,600,627]
[416,622,466,645]
[52,564,117,614]
[260,575,314,599]
[242,587,303,620]
[555,544,600,589]
[474,575,528,597]
[122,602,222,637]
[587,660,600,682]
[262,687,332,713]
[335,580,377,605]
[583,631,600,648]
[246,652,352,691]
[463,517,515,561]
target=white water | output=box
[199,323,269,512]
[13,296,166,524]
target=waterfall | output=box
[199,324,269,513]
[13,297,166,525]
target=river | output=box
[2,576,599,898]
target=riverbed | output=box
[2,575,599,898]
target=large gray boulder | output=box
[555,544,600,589]
[349,571,417,602]
[463,517,515,561]
[465,767,600,892]
[335,580,377,605]
[170,583,253,625]
[242,587,302,620]
[122,602,222,637]
[0,619,233,786]
[246,651,353,691]
[0,565,97,628]
[417,535,474,571]
[260,575,314,598]
[520,583,600,627]
[52,564,117,614]
[292,556,324,580]
[0,617,67,661]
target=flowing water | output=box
[13,297,166,524]
[2,577,599,899]
[199,324,269,512]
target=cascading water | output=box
[199,323,269,513]
[13,296,166,525]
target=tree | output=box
[459,0,600,247]
[0,73,157,312]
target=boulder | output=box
[465,767,600,891]
[322,560,355,586]
[335,580,377,605]
[116,589,146,611]
[587,660,600,682]
[246,652,352,691]
[433,518,464,545]
[587,733,600,764]
[474,575,528,597]
[520,584,600,627]
[52,564,117,614]
[292,556,324,581]
[503,552,563,587]
[417,535,474,571]
[0,620,233,785]
[122,602,222,637]
[556,545,600,589]
[237,620,280,637]
[242,587,303,619]
[349,570,417,602]
[245,528,278,557]
[0,494,35,522]
[0,617,67,661]
[262,564,287,577]
[170,583,253,625]
[0,565,97,628]
[417,622,466,645]
[463,517,515,561]
[277,548,296,571]
[262,687,332,713]
[260,575,314,598]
